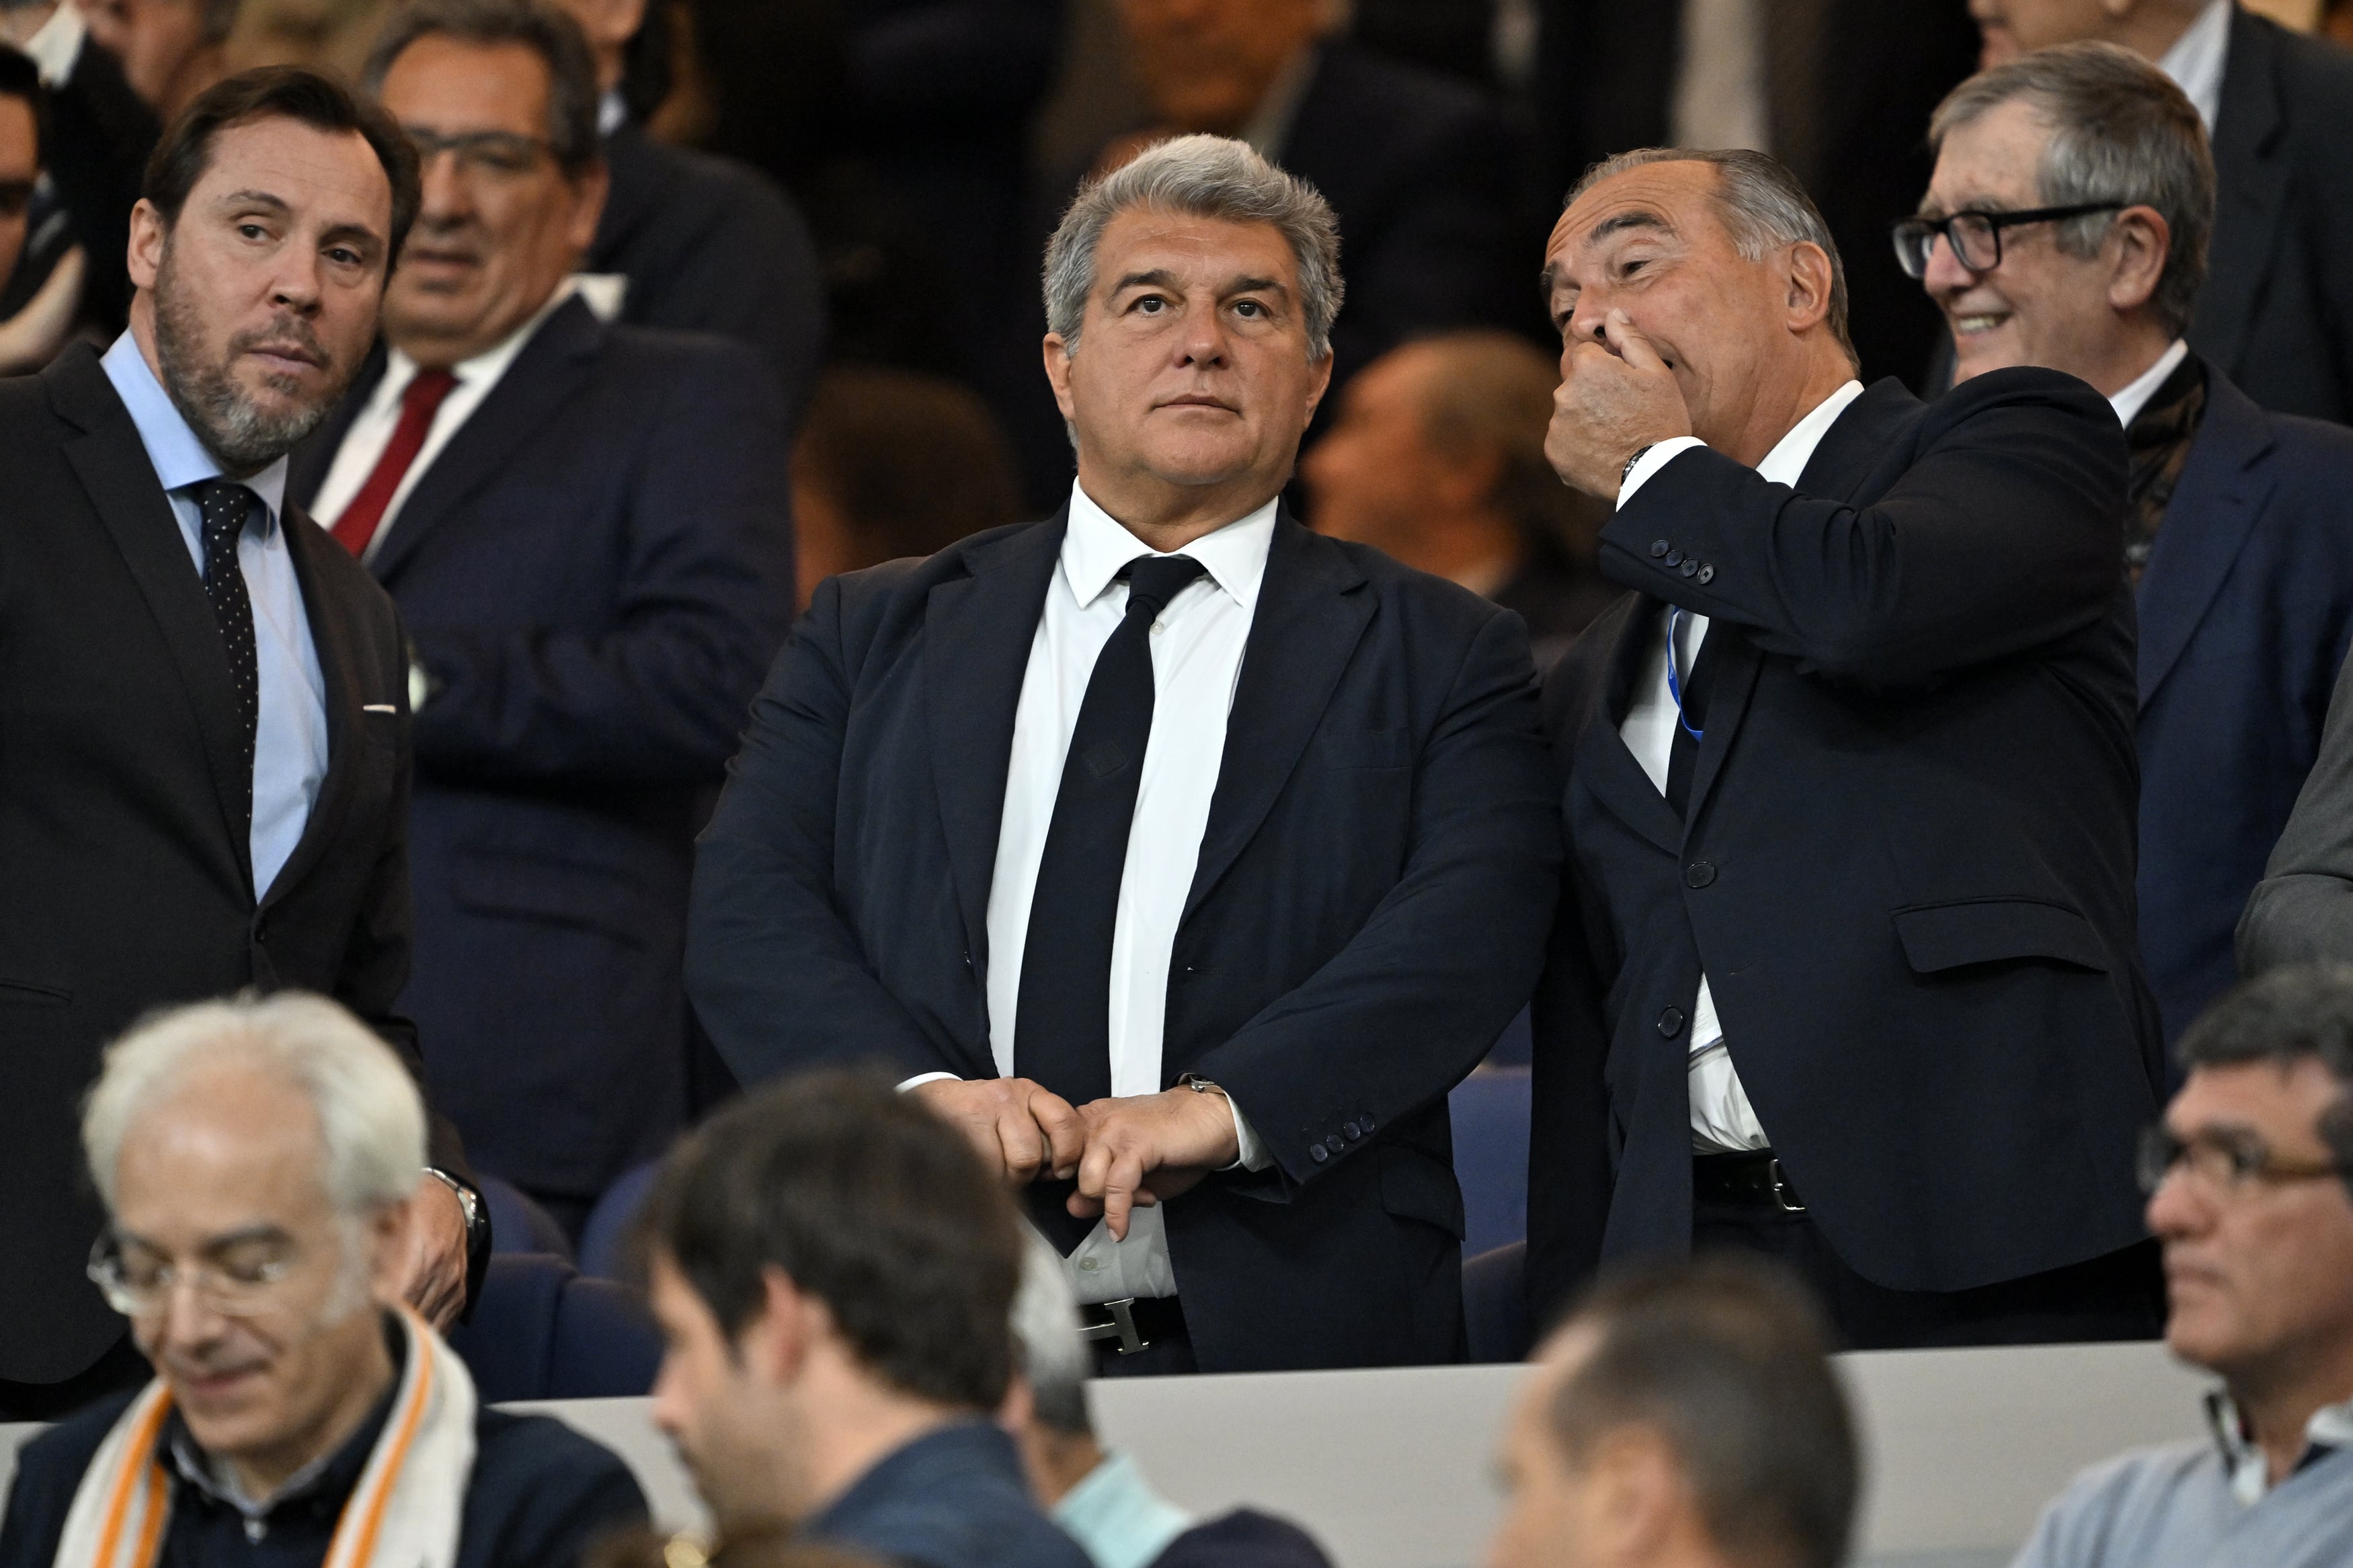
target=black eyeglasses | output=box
[2135,1124,2353,1198]
[1890,203,2126,279]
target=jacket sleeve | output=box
[407,344,795,788]
[1601,370,2126,690]
[1181,607,1562,1187]
[2239,646,2353,973]
[686,575,958,1086]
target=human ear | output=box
[1042,333,1079,423]
[126,198,166,292]
[2105,206,2170,316]
[1782,241,1836,336]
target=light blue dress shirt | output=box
[1053,1452,1194,1568]
[102,332,330,899]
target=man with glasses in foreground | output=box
[0,992,646,1568]
[288,0,793,1238]
[1903,44,2353,1055]
[2011,962,2353,1567]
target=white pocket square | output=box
[362,704,397,714]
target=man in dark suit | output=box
[0,67,485,1419]
[1529,147,2165,1348]
[688,134,1559,1373]
[639,1074,1092,1568]
[1969,0,2353,425]
[288,0,793,1235]
[1530,0,1982,387]
[1906,44,2353,1048]
[542,0,826,430]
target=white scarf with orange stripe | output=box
[50,1306,477,1568]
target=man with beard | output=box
[0,66,485,1420]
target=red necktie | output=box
[330,367,460,558]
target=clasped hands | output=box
[1544,309,1696,499]
[914,1077,1240,1241]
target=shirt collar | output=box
[2203,1387,2353,1505]
[1062,481,1279,615]
[1755,379,1866,489]
[1053,1452,1194,1568]
[101,331,290,531]
[2158,0,2233,134]
[2109,339,2191,429]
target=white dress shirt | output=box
[307,280,585,559]
[945,484,1277,1304]
[2110,337,2191,429]
[1617,379,1866,1153]
[2158,0,2233,134]
[102,333,329,900]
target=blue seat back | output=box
[478,1173,573,1261]
[446,1252,661,1401]
[577,1160,662,1280]
[1447,1066,1530,1257]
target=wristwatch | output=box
[422,1166,493,1319]
[1622,442,1657,488]
[1179,1074,1228,1100]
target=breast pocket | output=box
[1891,897,2110,975]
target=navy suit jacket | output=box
[288,296,795,1202]
[1530,370,2163,1319]
[2136,364,2353,1044]
[688,509,1560,1370]
[805,1422,1089,1568]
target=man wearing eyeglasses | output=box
[1908,45,2353,1057]
[2007,962,2353,1567]
[287,0,793,1237]
[0,993,648,1568]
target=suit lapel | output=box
[365,296,604,584]
[2198,9,2287,377]
[49,348,253,891]
[2135,367,2276,707]
[1182,518,1374,922]
[257,505,363,911]
[1572,600,1681,856]
[924,517,1065,967]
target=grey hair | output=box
[1007,1231,1092,1436]
[1043,134,1344,362]
[1928,42,2214,337]
[1567,147,1856,367]
[82,992,426,1219]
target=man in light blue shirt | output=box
[2013,964,2353,1568]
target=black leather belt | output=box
[1076,1295,1187,1356]
[1693,1152,1807,1213]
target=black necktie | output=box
[192,481,260,846]
[1663,610,1720,820]
[1015,552,1207,1251]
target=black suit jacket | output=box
[0,345,448,1383]
[2136,364,2353,1043]
[592,123,827,434]
[1529,369,2163,1320]
[1530,0,1979,387]
[688,509,1560,1370]
[2190,7,2353,425]
[289,298,795,1204]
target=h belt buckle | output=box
[1078,1297,1151,1356]
[1767,1157,1806,1214]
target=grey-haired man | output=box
[688,133,1560,1374]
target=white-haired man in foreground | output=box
[0,992,647,1568]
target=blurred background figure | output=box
[1966,0,2353,425]
[1002,1235,1337,1568]
[1488,1256,1859,1568]
[1527,0,1982,387]
[592,1529,889,1568]
[791,363,1026,611]
[79,0,231,116]
[1302,331,1615,671]
[0,42,87,372]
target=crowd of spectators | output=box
[8,0,2353,1565]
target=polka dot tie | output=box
[192,480,259,841]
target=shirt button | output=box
[1079,1257,1101,1271]
[1685,861,1716,889]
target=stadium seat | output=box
[1447,1065,1530,1256]
[1462,1241,1530,1364]
[446,1252,663,1401]
[578,1159,662,1280]
[477,1173,573,1261]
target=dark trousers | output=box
[0,1333,150,1422]
[1693,1200,2165,1351]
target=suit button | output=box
[1650,540,1671,559]
[1310,1143,1330,1164]
[1697,564,1715,585]
[1359,1112,1377,1132]
[1326,1134,1347,1155]
[1685,861,1716,889]
[1663,550,1685,568]
[1657,1006,1686,1037]
[1678,559,1699,578]
[1343,1121,1363,1141]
